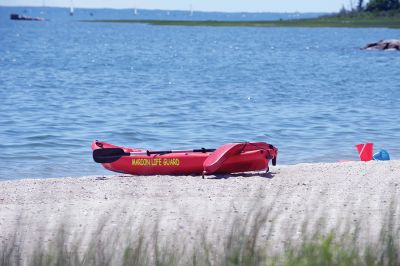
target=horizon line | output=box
[0,4,333,14]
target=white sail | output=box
[40,0,46,14]
[133,1,138,15]
[70,0,74,16]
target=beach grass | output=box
[83,12,400,28]
[1,201,399,266]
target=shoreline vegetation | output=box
[83,1,400,29]
[2,203,399,265]
[83,14,400,28]
[83,12,400,29]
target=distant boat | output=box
[41,0,45,14]
[133,1,138,15]
[189,4,193,16]
[10,13,45,21]
[69,0,74,16]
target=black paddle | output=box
[93,147,216,163]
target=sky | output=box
[1,0,357,13]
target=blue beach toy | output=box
[373,149,390,161]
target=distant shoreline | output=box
[83,16,400,28]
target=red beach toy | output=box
[355,143,373,161]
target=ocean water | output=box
[1,7,400,180]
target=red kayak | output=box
[92,140,278,177]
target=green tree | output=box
[366,0,400,11]
[357,0,365,10]
[387,0,400,9]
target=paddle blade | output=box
[93,148,127,163]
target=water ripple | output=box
[1,13,400,179]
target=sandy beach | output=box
[1,160,399,251]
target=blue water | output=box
[1,7,400,180]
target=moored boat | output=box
[92,140,278,177]
[10,14,45,21]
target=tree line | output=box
[357,0,400,11]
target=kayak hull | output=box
[92,140,277,176]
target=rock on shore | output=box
[363,39,400,50]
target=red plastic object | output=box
[203,143,246,174]
[355,143,373,161]
[203,142,277,174]
[92,141,278,176]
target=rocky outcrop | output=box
[362,39,400,50]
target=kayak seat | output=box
[203,143,247,174]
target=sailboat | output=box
[189,4,193,16]
[133,1,138,15]
[40,0,45,14]
[69,0,74,16]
